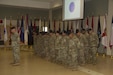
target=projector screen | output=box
[63,0,84,20]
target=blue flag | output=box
[28,20,33,45]
[97,16,101,47]
[20,16,24,43]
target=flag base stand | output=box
[30,46,32,49]
[111,56,113,59]
[102,54,106,58]
[96,53,99,57]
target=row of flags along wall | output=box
[0,15,113,49]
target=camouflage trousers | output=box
[89,47,97,64]
[49,49,55,62]
[84,47,90,63]
[55,48,61,63]
[68,54,78,69]
[12,46,20,63]
[60,48,68,65]
[78,49,85,65]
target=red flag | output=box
[71,21,73,32]
[102,16,107,48]
[17,18,21,34]
[34,19,36,32]
[0,19,3,23]
[54,20,56,32]
[86,17,89,29]
[91,16,94,30]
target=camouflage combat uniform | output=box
[60,35,69,65]
[48,34,56,62]
[83,32,90,63]
[33,34,37,54]
[54,35,62,63]
[11,32,20,63]
[77,34,85,65]
[43,34,49,58]
[89,32,99,64]
[68,35,80,69]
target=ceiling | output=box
[0,0,91,9]
[31,0,54,2]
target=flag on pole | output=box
[0,19,3,39]
[71,21,73,32]
[0,19,3,23]
[4,17,8,42]
[59,20,61,32]
[86,17,89,29]
[33,19,36,32]
[102,16,107,47]
[54,20,56,32]
[17,17,20,34]
[9,18,12,45]
[63,21,65,31]
[39,19,42,32]
[81,20,83,30]
[76,20,80,29]
[97,16,101,48]
[91,16,94,30]
[20,16,24,43]
[0,26,1,39]
[48,20,50,32]
[36,19,39,33]
[24,15,29,45]
[44,19,45,32]
[110,17,113,48]
[28,20,33,45]
[67,21,69,31]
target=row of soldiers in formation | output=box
[33,29,99,70]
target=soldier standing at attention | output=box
[11,26,20,66]
[60,31,69,65]
[49,31,56,62]
[81,29,90,64]
[33,31,37,55]
[76,29,85,65]
[88,29,99,65]
[68,32,80,71]
[55,31,62,64]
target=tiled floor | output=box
[0,50,113,75]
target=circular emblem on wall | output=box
[69,2,75,12]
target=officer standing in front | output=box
[11,26,20,66]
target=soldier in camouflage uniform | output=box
[48,31,56,62]
[36,33,41,55]
[43,33,49,59]
[33,32,37,55]
[11,27,20,66]
[88,29,99,65]
[82,29,90,64]
[38,33,43,57]
[60,31,69,65]
[40,33,45,58]
[76,29,85,65]
[54,31,62,64]
[68,32,80,70]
